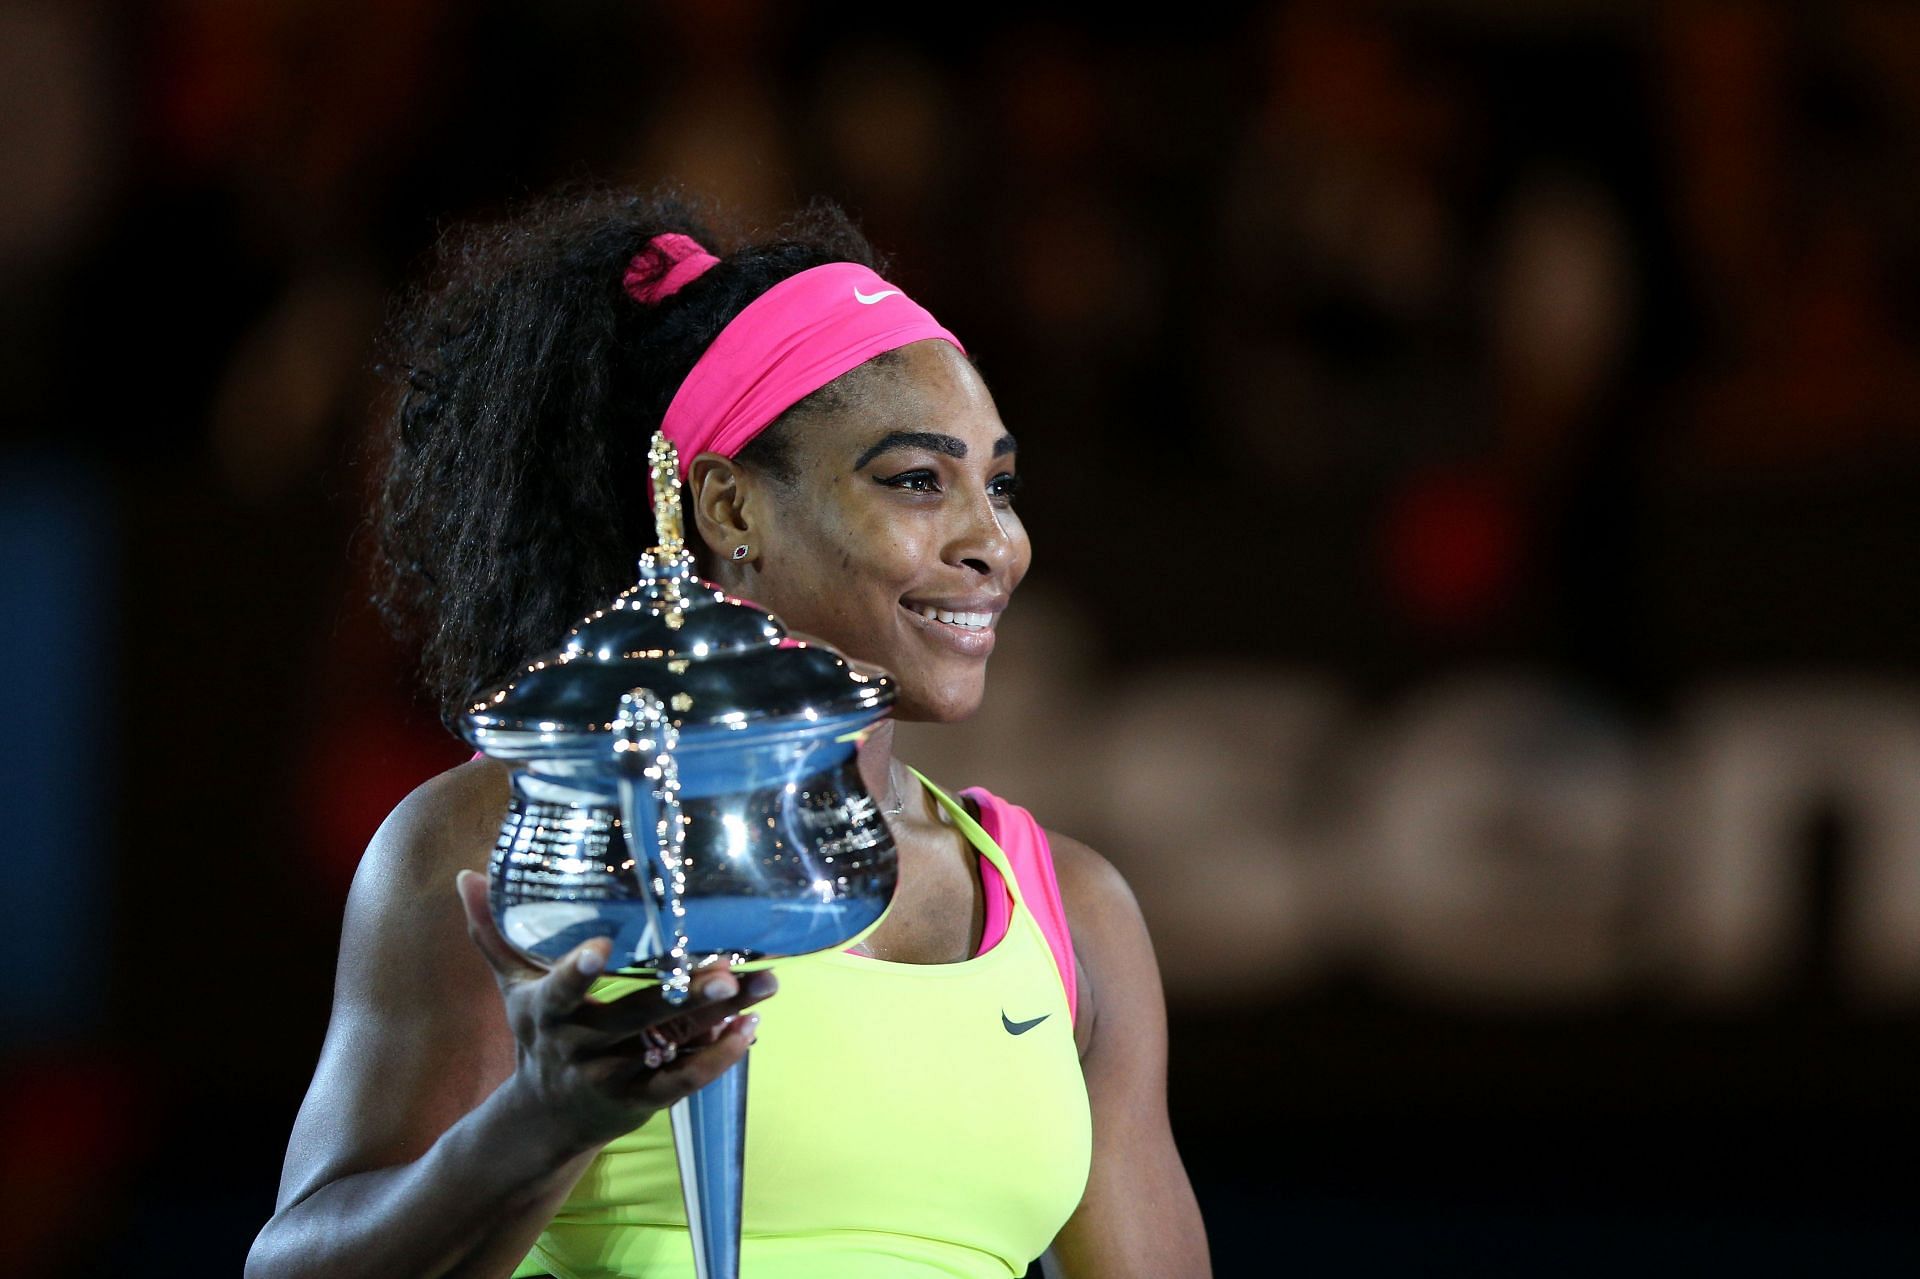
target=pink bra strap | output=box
[962,788,1078,1025]
[974,855,1013,961]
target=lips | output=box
[899,599,1000,657]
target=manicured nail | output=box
[743,1013,761,1043]
[577,947,604,976]
[704,974,739,1002]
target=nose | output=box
[946,487,1018,578]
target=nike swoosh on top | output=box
[854,287,901,305]
[1002,1011,1049,1035]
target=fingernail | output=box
[745,971,778,998]
[704,974,739,1002]
[577,947,604,976]
[744,1013,761,1043]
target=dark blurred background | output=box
[4,1,1919,1273]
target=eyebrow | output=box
[852,430,1019,471]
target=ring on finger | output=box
[641,1024,679,1067]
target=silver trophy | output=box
[459,432,899,1279]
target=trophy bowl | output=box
[458,547,899,991]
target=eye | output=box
[989,472,1022,504]
[876,468,941,493]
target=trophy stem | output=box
[668,1053,749,1279]
[614,772,674,982]
[614,686,695,1002]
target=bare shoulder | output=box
[1042,828,1160,1061]
[327,755,511,996]
[274,757,514,1212]
[1044,829,1135,919]
[332,752,513,1036]
[353,755,512,899]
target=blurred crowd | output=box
[3,1,1918,1271]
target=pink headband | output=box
[622,232,966,487]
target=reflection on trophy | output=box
[458,432,899,1279]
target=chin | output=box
[893,679,987,724]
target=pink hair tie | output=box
[624,231,721,305]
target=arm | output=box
[246,761,769,1279]
[1042,832,1212,1279]
[245,761,591,1279]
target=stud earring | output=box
[731,544,750,561]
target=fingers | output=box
[457,868,601,989]
[623,1010,762,1096]
[575,967,778,1043]
[625,980,772,1057]
[458,863,776,1080]
[681,1007,763,1053]
[457,869,541,983]
[532,933,617,1028]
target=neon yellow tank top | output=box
[512,770,1092,1278]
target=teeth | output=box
[911,605,992,630]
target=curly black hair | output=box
[370,181,906,730]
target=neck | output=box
[856,719,905,816]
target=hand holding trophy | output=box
[450,866,777,1155]
[458,432,901,1279]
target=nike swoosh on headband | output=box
[854,287,902,304]
[1002,1011,1049,1035]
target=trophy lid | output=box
[459,433,893,760]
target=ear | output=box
[686,451,756,561]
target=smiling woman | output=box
[687,341,1027,722]
[246,183,1210,1279]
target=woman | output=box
[248,186,1210,1278]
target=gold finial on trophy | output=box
[645,432,693,629]
[648,431,686,555]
